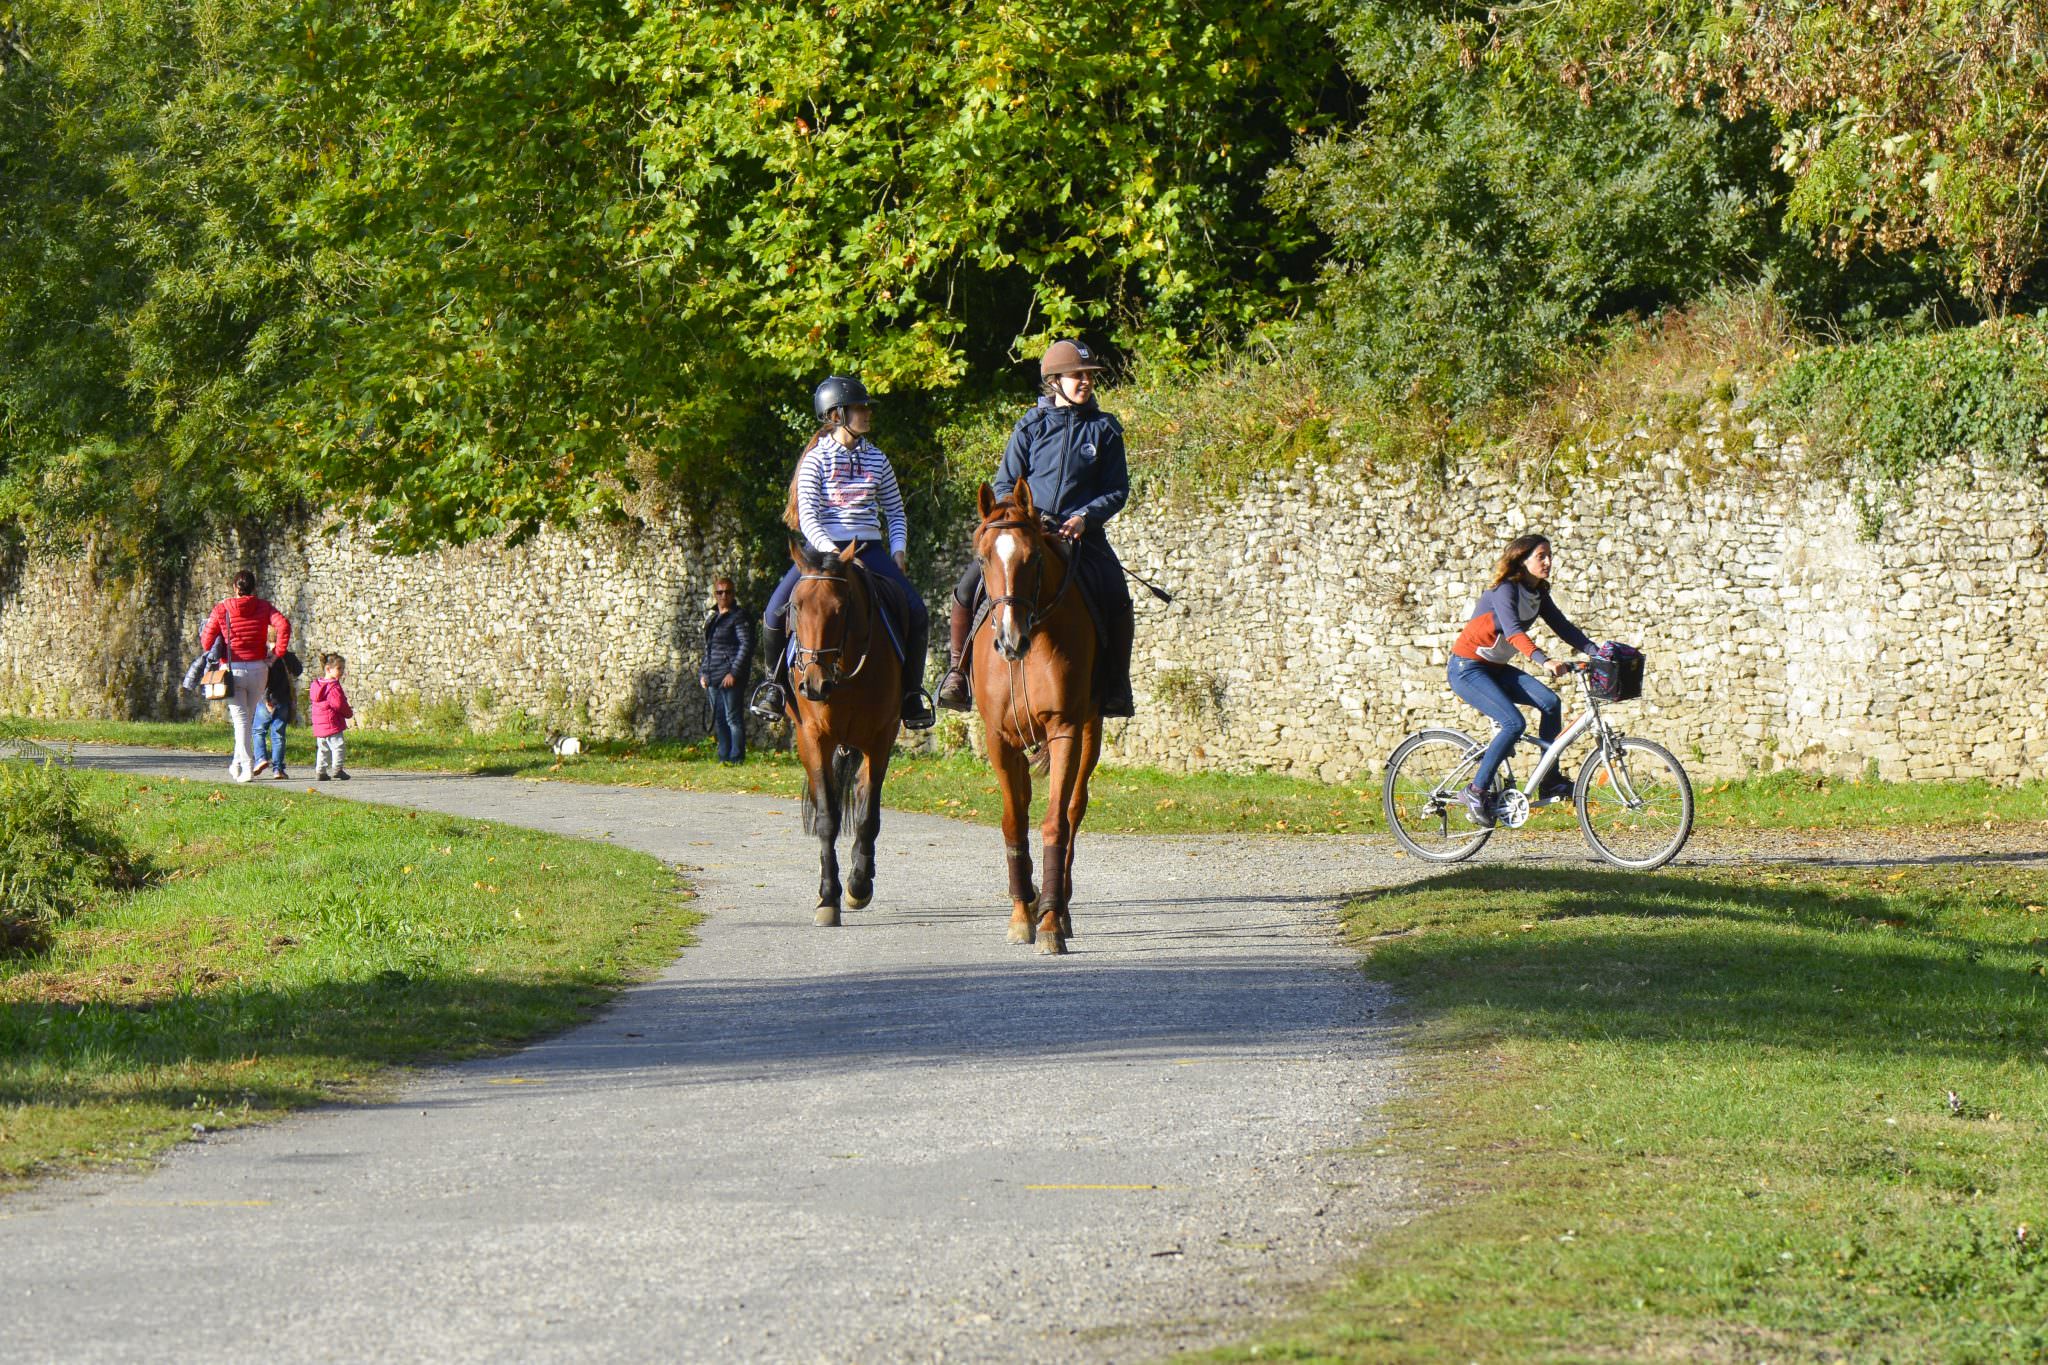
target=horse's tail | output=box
[801,745,867,835]
[1030,745,1051,776]
[835,746,868,830]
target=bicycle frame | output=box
[1431,671,1640,822]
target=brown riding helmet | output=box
[1039,339,1106,380]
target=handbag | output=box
[200,605,232,701]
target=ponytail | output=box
[782,428,831,532]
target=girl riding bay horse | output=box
[969,477,1102,955]
[783,538,903,925]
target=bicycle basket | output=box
[1587,642,1644,702]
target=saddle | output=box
[783,559,912,668]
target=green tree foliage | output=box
[608,0,1342,387]
[3,0,1347,555]
[1271,1,1777,415]
[0,0,311,564]
[1640,0,2048,314]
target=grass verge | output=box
[1209,861,2048,1362]
[1,767,696,1191]
[15,717,2048,837]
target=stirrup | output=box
[748,680,788,721]
[935,669,971,712]
[1099,688,1135,719]
[901,688,937,731]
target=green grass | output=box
[1209,861,2048,1363]
[0,767,696,1190]
[16,716,2048,837]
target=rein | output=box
[791,568,873,690]
[978,518,1081,643]
[976,514,1086,755]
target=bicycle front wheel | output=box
[1384,729,1493,863]
[1575,736,1694,870]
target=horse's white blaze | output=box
[994,532,1022,653]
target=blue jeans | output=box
[1447,655,1562,791]
[252,702,288,774]
[709,684,745,762]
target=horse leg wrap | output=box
[1005,843,1035,905]
[1038,842,1068,934]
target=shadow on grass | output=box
[1354,866,2048,1064]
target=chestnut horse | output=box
[969,478,1103,955]
[783,539,903,926]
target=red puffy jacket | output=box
[201,596,291,663]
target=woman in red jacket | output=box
[200,570,293,782]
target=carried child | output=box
[308,654,355,782]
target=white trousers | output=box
[224,660,269,781]
[316,734,346,775]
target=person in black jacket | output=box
[935,339,1135,717]
[699,577,755,763]
[251,650,304,780]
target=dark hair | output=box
[1488,535,1551,590]
[321,652,345,670]
[713,577,735,594]
[232,569,256,596]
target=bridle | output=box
[790,568,872,694]
[976,512,1084,755]
[979,516,1079,652]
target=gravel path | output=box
[2,747,1425,1364]
[6,746,2040,1364]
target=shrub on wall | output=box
[1766,317,2048,488]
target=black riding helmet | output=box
[813,375,873,424]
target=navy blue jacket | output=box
[992,397,1129,536]
[700,608,755,684]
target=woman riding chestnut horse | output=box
[951,340,1135,954]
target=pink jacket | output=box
[308,677,354,737]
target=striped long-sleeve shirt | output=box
[796,435,908,555]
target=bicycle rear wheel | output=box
[1384,729,1493,863]
[1575,736,1693,869]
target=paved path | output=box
[1,748,1427,1364]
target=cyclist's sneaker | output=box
[1536,774,1574,806]
[1461,782,1496,829]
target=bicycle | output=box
[1382,661,1694,870]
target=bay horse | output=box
[968,478,1103,955]
[783,539,903,926]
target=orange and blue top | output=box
[1451,579,1593,667]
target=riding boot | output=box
[1099,599,1136,718]
[935,598,973,711]
[748,624,790,720]
[900,607,936,731]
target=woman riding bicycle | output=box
[750,375,935,729]
[1449,533,1595,828]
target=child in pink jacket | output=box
[308,653,355,781]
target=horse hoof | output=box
[814,904,840,927]
[1058,913,1074,938]
[1037,933,1067,956]
[846,890,872,910]
[1007,921,1034,945]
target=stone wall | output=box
[4,436,2046,782]
[1109,442,2048,782]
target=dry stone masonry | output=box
[4,437,2045,782]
